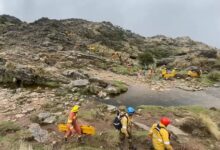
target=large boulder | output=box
[105,81,128,95]
[28,123,48,143]
[89,77,108,88]
[105,85,118,95]
[37,112,56,124]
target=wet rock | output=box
[28,123,48,143]
[72,79,89,87]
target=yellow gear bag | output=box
[188,70,199,77]
[58,124,68,132]
[57,124,95,135]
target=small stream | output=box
[101,85,220,108]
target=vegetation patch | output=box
[111,65,139,75]
[0,121,21,136]
[78,109,96,121]
[112,80,128,93]
[207,71,220,82]
[138,51,154,66]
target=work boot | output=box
[77,136,85,144]
[64,137,68,142]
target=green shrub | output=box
[111,65,139,75]
[207,71,220,82]
[138,51,154,66]
[0,121,20,136]
[112,80,128,93]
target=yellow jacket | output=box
[120,114,132,137]
[148,123,173,150]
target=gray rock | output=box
[56,45,64,51]
[28,123,48,143]
[41,41,52,47]
[213,84,220,87]
[89,84,103,94]
[62,70,87,79]
[107,105,116,112]
[72,79,89,87]
[105,85,118,94]
[22,107,35,114]
[43,116,56,124]
[38,112,51,120]
[89,77,108,88]
[37,112,56,124]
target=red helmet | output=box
[160,117,171,126]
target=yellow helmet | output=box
[71,105,80,113]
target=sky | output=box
[0,0,220,48]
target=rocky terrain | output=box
[0,14,220,150]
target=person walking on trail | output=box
[148,117,173,150]
[64,105,82,141]
[119,107,136,150]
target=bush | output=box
[112,80,128,93]
[138,51,154,66]
[0,121,20,136]
[111,65,139,75]
[207,71,220,82]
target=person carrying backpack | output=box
[148,117,173,150]
[113,107,136,150]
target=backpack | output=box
[113,111,128,130]
[154,124,170,141]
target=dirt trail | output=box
[87,68,149,86]
[86,68,187,94]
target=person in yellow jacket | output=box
[148,117,173,150]
[119,107,136,150]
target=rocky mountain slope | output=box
[0,15,219,88]
[0,15,220,150]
